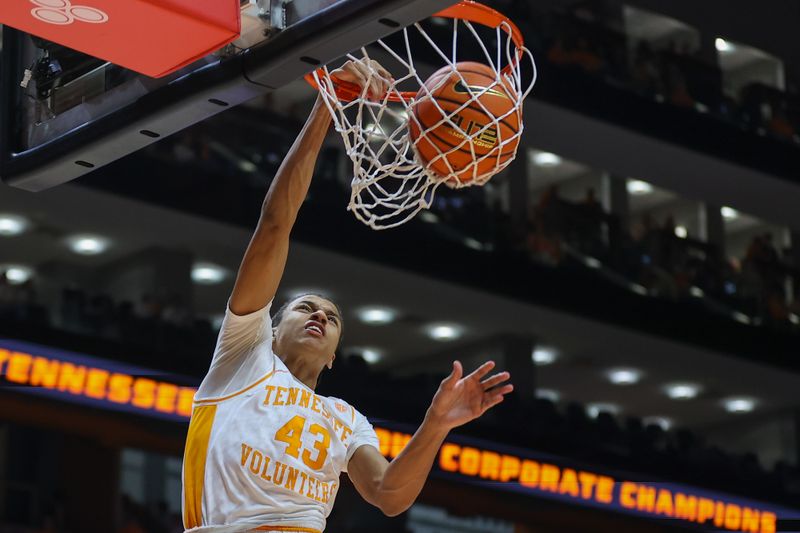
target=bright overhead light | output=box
[723,397,756,413]
[532,347,558,365]
[675,225,688,238]
[0,214,30,236]
[721,206,739,220]
[238,160,258,173]
[353,347,384,364]
[630,283,648,295]
[715,38,734,53]
[643,416,673,431]
[535,389,561,402]
[364,123,387,139]
[689,286,705,298]
[192,263,227,285]
[584,256,602,269]
[67,234,110,255]
[607,368,642,385]
[586,403,620,418]
[532,151,562,167]
[627,180,653,195]
[418,212,439,223]
[3,265,33,285]
[664,383,702,400]
[357,306,396,325]
[427,323,463,341]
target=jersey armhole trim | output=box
[254,526,322,533]
[193,356,277,405]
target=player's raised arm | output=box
[229,59,392,316]
[348,360,513,516]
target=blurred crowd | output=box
[521,185,800,326]
[523,4,800,144]
[0,273,216,375]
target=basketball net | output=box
[309,1,536,230]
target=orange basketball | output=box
[409,62,520,184]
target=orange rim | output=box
[304,0,526,103]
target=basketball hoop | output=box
[306,0,537,230]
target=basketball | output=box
[409,62,521,184]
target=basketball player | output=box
[182,59,513,533]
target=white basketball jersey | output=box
[182,302,380,533]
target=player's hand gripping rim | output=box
[329,58,394,101]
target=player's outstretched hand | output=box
[330,58,393,100]
[425,361,513,430]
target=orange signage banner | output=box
[0,339,196,420]
[373,425,797,533]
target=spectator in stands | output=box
[630,42,662,96]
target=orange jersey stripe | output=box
[193,369,275,405]
[182,404,217,528]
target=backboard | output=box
[0,0,458,191]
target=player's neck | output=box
[279,352,322,391]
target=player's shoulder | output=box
[323,395,361,423]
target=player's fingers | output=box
[481,371,510,390]
[442,360,463,389]
[371,61,394,84]
[482,391,508,411]
[483,384,513,407]
[467,360,496,382]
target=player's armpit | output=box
[346,445,391,512]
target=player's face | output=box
[278,295,342,361]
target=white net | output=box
[313,6,537,230]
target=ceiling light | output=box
[353,347,384,364]
[723,397,756,413]
[690,286,705,298]
[357,307,396,325]
[721,206,739,220]
[3,265,33,285]
[191,263,226,285]
[664,383,702,400]
[630,283,648,295]
[532,151,562,167]
[643,416,673,431]
[627,180,653,195]
[732,311,751,324]
[532,347,558,365]
[715,38,734,53]
[584,256,602,269]
[238,160,258,173]
[464,238,484,251]
[419,212,439,223]
[67,234,110,255]
[364,123,387,139]
[535,389,561,402]
[607,368,642,385]
[0,214,30,236]
[675,225,688,238]
[586,403,620,418]
[427,323,463,341]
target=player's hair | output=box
[273,293,345,349]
